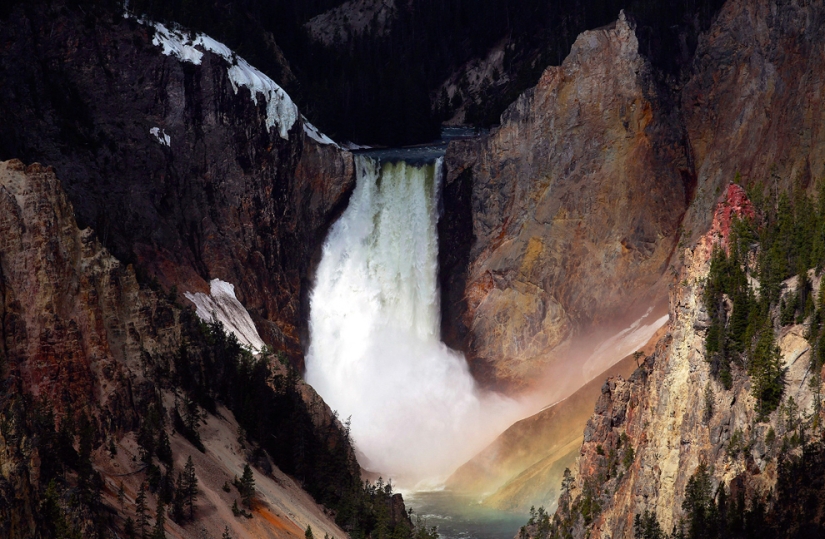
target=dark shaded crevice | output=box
[438,167,475,353]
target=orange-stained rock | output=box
[442,12,689,390]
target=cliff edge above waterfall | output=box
[442,11,688,391]
[0,0,355,367]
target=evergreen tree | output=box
[184,456,198,519]
[171,472,186,523]
[634,510,665,539]
[239,463,255,508]
[681,463,717,539]
[156,429,173,468]
[136,482,149,539]
[125,516,136,539]
[749,323,786,417]
[153,497,167,539]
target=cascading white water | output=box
[306,155,522,485]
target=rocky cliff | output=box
[682,0,825,240]
[442,0,825,396]
[0,157,420,539]
[442,12,690,390]
[0,0,354,364]
[530,183,825,539]
[0,158,357,538]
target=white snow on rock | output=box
[302,117,339,147]
[184,279,266,353]
[127,12,316,140]
[150,21,204,64]
[149,127,171,147]
[226,60,298,139]
[191,34,234,59]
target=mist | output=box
[305,155,527,486]
[305,154,669,487]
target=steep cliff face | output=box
[542,185,825,539]
[0,159,357,538]
[443,12,689,390]
[0,1,354,362]
[682,0,825,239]
[304,0,397,45]
[0,159,175,427]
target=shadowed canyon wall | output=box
[0,159,355,538]
[0,1,354,364]
[518,0,825,534]
[682,0,825,240]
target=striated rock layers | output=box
[682,0,825,240]
[442,12,690,390]
[0,159,353,538]
[443,0,825,392]
[548,184,824,538]
[0,1,354,362]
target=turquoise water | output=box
[404,491,528,539]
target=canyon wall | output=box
[682,0,825,240]
[442,0,825,394]
[0,159,354,538]
[509,1,825,536]
[442,12,690,390]
[0,1,354,362]
[542,184,825,539]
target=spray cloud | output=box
[305,156,523,485]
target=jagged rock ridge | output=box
[442,12,689,390]
[0,0,355,366]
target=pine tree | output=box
[682,463,717,539]
[222,527,232,539]
[124,517,136,539]
[305,525,315,539]
[749,323,786,417]
[184,456,198,519]
[153,496,167,539]
[239,464,255,508]
[156,430,173,467]
[171,472,186,522]
[136,482,149,539]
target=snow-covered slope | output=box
[184,279,267,352]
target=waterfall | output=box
[306,155,521,484]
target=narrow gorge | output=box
[2,0,825,538]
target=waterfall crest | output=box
[306,155,521,484]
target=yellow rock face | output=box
[444,12,687,391]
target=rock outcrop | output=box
[442,12,690,390]
[545,184,825,538]
[0,159,354,538]
[682,0,825,240]
[0,1,355,363]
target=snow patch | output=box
[302,118,339,147]
[191,34,234,59]
[226,60,298,139]
[149,127,170,147]
[184,279,266,353]
[128,13,299,139]
[150,22,204,64]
